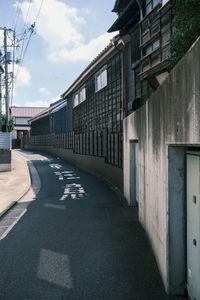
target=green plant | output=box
[1,115,14,132]
[170,0,200,66]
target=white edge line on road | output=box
[0,209,27,241]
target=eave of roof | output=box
[61,36,124,99]
[112,0,131,12]
[0,65,4,74]
[29,100,66,123]
[108,0,140,33]
[10,106,47,118]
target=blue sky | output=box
[0,0,117,107]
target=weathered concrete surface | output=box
[0,149,11,171]
[25,145,123,192]
[0,150,31,216]
[123,36,200,294]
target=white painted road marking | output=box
[0,209,27,240]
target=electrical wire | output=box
[13,0,45,88]
[35,0,45,24]
[13,0,23,31]
[21,0,32,36]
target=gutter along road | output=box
[0,150,185,299]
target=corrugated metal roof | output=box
[10,106,46,118]
[29,100,67,123]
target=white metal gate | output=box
[187,153,200,300]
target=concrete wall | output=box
[25,145,123,192]
[0,149,11,171]
[123,37,200,293]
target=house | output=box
[108,0,174,115]
[28,99,67,148]
[10,106,46,148]
[27,36,125,191]
[108,0,200,298]
[61,36,125,190]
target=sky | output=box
[0,0,118,107]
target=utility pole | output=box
[4,27,9,132]
[0,68,3,132]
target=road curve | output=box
[0,150,183,300]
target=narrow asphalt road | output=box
[0,150,185,300]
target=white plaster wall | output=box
[12,130,17,139]
[123,37,200,292]
[15,117,29,125]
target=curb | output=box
[0,151,32,219]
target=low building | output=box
[28,99,67,147]
[10,106,46,148]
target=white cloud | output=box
[24,100,50,107]
[39,87,52,96]
[24,94,61,107]
[16,0,115,63]
[50,94,61,103]
[15,65,31,87]
[48,32,115,62]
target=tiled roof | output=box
[10,106,46,118]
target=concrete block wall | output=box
[123,37,200,292]
[0,149,11,171]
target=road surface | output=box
[0,150,185,300]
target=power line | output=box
[14,24,35,84]
[13,0,23,31]
[14,0,45,83]
[35,0,45,24]
[21,0,32,36]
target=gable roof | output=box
[10,106,46,118]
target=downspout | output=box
[112,38,126,125]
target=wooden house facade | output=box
[26,37,125,191]
[108,0,174,115]
[61,37,125,170]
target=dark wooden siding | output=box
[31,116,50,136]
[72,52,123,168]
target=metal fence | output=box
[0,132,11,149]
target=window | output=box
[145,0,161,15]
[79,87,86,103]
[95,66,107,92]
[73,86,86,107]
[74,94,79,107]
[144,39,160,55]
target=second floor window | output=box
[79,86,86,103]
[74,94,79,107]
[144,39,160,56]
[146,0,160,15]
[95,66,107,92]
[73,86,86,107]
